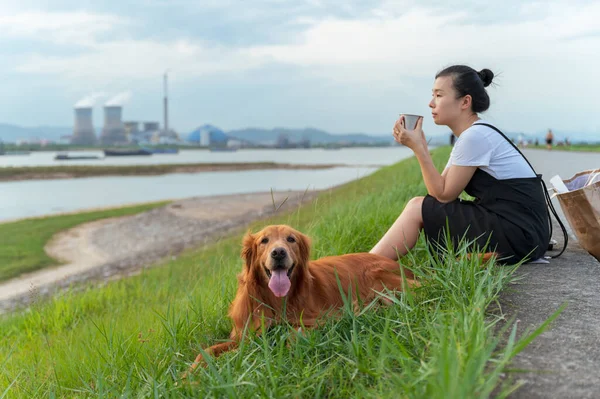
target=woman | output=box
[370,65,550,264]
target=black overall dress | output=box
[422,124,550,264]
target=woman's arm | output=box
[394,116,477,203]
[414,148,476,203]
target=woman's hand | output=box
[393,116,427,153]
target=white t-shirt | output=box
[445,120,535,180]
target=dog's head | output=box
[241,225,311,298]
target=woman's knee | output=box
[406,196,425,210]
[404,196,425,220]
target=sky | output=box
[0,0,599,138]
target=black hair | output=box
[435,65,494,113]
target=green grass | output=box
[528,144,600,152]
[0,201,169,282]
[0,147,553,398]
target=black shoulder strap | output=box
[473,122,568,259]
[474,123,537,174]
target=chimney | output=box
[71,107,97,145]
[163,72,169,134]
[100,105,127,145]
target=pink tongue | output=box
[268,269,291,297]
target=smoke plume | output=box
[74,92,106,108]
[104,90,132,106]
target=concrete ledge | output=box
[501,226,600,398]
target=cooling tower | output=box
[100,105,127,145]
[71,107,97,145]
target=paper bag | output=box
[555,169,600,261]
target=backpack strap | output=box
[473,122,568,258]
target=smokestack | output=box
[163,71,169,134]
[71,107,97,145]
[100,105,127,145]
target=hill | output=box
[0,124,71,142]
[226,127,391,145]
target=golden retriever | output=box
[188,224,416,373]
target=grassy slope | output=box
[0,147,546,398]
[0,202,169,281]
[528,144,600,152]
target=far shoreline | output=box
[0,162,350,182]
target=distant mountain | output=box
[0,124,71,142]
[0,122,392,145]
[1,121,597,145]
[226,127,391,145]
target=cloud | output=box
[0,11,129,46]
[11,2,600,87]
[15,37,267,84]
[245,3,600,69]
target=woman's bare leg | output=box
[370,196,424,260]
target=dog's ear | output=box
[241,231,255,269]
[296,231,312,265]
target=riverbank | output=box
[0,162,346,182]
[0,190,320,313]
[0,201,169,282]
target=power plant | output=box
[71,107,97,145]
[71,74,178,146]
[100,105,127,145]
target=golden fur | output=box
[188,224,417,372]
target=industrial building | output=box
[71,107,97,145]
[187,124,228,146]
[100,106,127,145]
[124,121,140,135]
[127,121,160,144]
[71,73,179,147]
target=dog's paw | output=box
[178,368,201,387]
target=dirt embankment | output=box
[0,162,345,182]
[0,190,322,313]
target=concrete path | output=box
[501,149,600,398]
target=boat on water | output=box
[103,148,153,156]
[142,147,179,154]
[55,153,103,161]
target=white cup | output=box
[400,114,422,130]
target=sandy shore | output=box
[0,190,321,313]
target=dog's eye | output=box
[260,237,269,244]
[287,236,296,243]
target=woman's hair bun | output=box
[478,69,494,87]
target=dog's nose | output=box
[270,247,287,260]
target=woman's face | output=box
[429,76,464,126]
